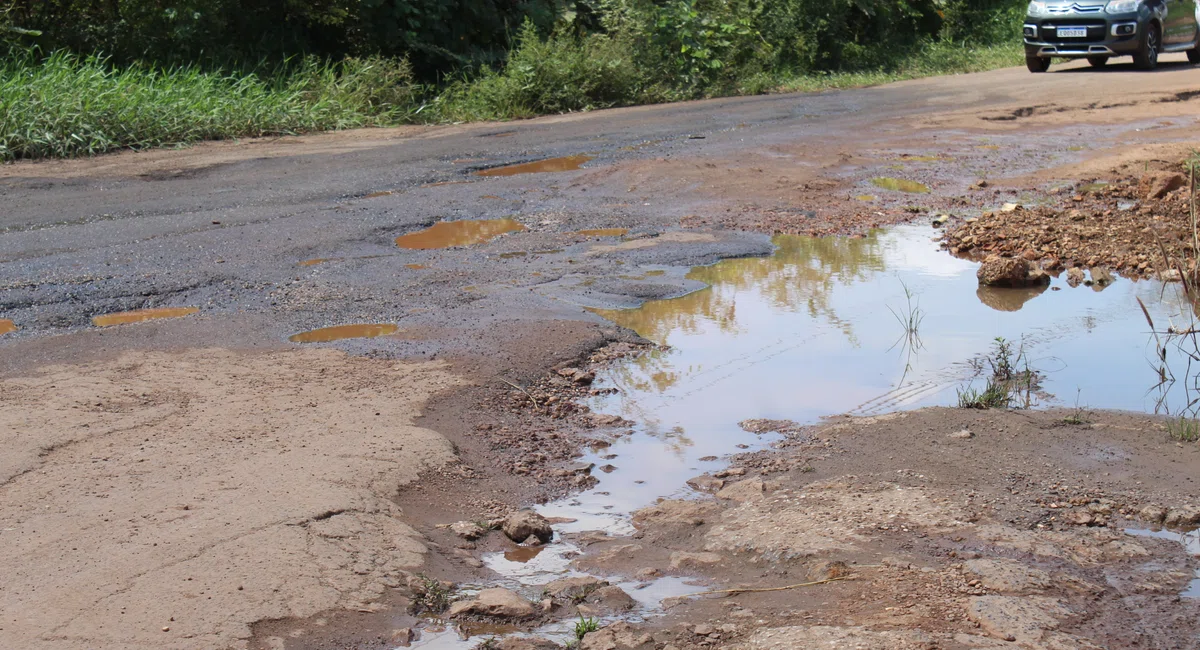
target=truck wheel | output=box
[1134,23,1160,69]
[1026,56,1051,73]
[1188,46,1200,64]
[1087,55,1109,67]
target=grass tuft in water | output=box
[957,337,1041,410]
[574,616,600,640]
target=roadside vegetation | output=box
[1,0,1024,161]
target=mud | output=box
[289,323,401,343]
[91,306,200,327]
[3,55,1200,650]
[394,219,527,250]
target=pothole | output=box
[395,219,526,249]
[474,155,595,177]
[91,307,199,327]
[288,323,400,343]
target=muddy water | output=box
[578,228,629,237]
[474,155,594,177]
[288,323,399,343]
[395,219,526,249]
[1126,527,1200,598]
[871,177,930,193]
[0,319,15,335]
[539,225,1196,532]
[91,307,199,327]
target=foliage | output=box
[956,337,1041,410]
[0,51,417,161]
[574,616,601,639]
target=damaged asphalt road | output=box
[3,56,1200,650]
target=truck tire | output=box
[1026,56,1051,73]
[1188,46,1200,64]
[1087,55,1109,67]
[1134,23,1160,70]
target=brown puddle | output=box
[363,190,394,199]
[92,307,199,327]
[298,258,339,267]
[405,263,428,270]
[474,155,594,177]
[499,251,528,259]
[0,319,16,335]
[871,177,930,193]
[288,324,399,343]
[504,545,545,563]
[422,180,472,188]
[578,228,629,237]
[395,218,526,249]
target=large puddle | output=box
[289,323,399,343]
[395,219,526,249]
[538,225,1197,532]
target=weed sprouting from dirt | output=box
[410,574,451,614]
[575,616,600,640]
[957,337,1042,409]
[1062,390,1093,425]
[1168,416,1200,442]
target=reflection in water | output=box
[541,225,1196,532]
[396,219,526,249]
[92,307,199,327]
[976,284,1049,312]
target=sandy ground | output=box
[0,349,460,650]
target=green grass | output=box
[1168,416,1200,442]
[574,616,600,640]
[0,38,1023,162]
[0,51,418,161]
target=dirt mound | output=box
[943,166,1198,279]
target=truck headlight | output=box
[1106,0,1139,14]
[1027,1,1049,16]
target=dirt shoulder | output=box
[574,408,1200,649]
[0,348,461,650]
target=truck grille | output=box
[1047,3,1105,13]
[1036,19,1108,41]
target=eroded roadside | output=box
[3,58,1200,650]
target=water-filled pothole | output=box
[288,323,399,343]
[1125,527,1200,597]
[474,155,594,177]
[92,307,199,327]
[540,224,1193,533]
[395,219,526,249]
[0,319,15,335]
[871,177,930,193]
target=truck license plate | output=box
[1057,27,1088,37]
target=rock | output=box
[971,180,990,190]
[389,628,416,646]
[1139,505,1168,524]
[446,588,536,619]
[1164,507,1200,527]
[580,622,654,650]
[591,413,625,427]
[1067,208,1086,221]
[1001,202,1020,212]
[503,510,554,544]
[712,467,746,479]
[738,418,800,434]
[558,367,596,385]
[932,214,950,227]
[584,585,637,613]
[543,575,607,600]
[1088,268,1114,290]
[716,477,765,502]
[693,624,714,636]
[669,551,723,569]
[686,475,725,493]
[449,521,487,540]
[632,499,720,528]
[1142,171,1186,199]
[966,596,1070,644]
[948,429,974,439]
[1066,267,1086,287]
[495,637,563,650]
[636,567,661,579]
[977,255,1050,288]
[1161,268,1183,282]
[808,560,852,581]
[963,559,1052,594]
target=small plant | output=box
[888,280,926,351]
[574,616,600,640]
[473,637,500,650]
[1168,416,1200,442]
[412,573,451,614]
[1062,390,1092,425]
[956,379,1010,409]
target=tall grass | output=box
[0,52,419,161]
